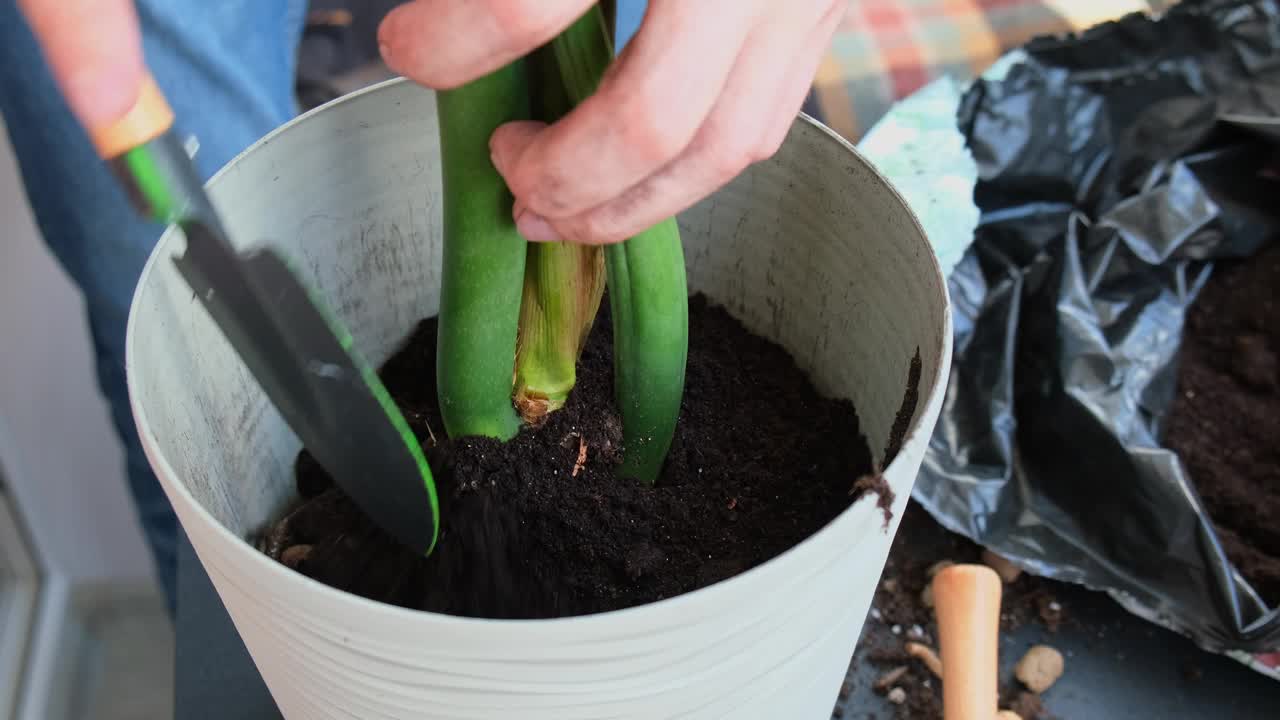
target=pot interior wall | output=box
[129,79,946,546]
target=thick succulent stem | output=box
[435,63,530,440]
[604,223,688,483]
[552,5,689,483]
[514,241,606,423]
[600,0,617,42]
[512,46,607,425]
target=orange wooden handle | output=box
[90,73,174,159]
[933,564,1003,720]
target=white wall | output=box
[0,129,154,583]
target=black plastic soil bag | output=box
[914,0,1280,653]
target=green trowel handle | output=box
[88,71,202,226]
[89,72,442,556]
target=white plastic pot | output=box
[128,78,952,719]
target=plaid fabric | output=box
[809,0,1174,141]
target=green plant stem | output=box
[514,240,605,423]
[600,0,617,42]
[605,222,688,483]
[512,47,607,425]
[552,4,689,483]
[551,6,613,103]
[435,63,530,440]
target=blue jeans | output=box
[0,0,647,612]
[0,0,307,612]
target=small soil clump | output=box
[260,294,890,618]
[1007,690,1047,719]
[1015,645,1065,694]
[1165,243,1280,604]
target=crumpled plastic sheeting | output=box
[914,0,1280,653]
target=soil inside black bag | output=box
[259,294,908,619]
[1166,243,1280,605]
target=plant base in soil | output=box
[258,294,909,619]
[1166,243,1280,605]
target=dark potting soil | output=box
[260,294,898,619]
[1165,243,1280,606]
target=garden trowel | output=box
[94,73,439,555]
[933,564,1004,720]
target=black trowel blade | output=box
[173,219,438,555]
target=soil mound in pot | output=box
[1166,243,1280,605]
[260,294,901,619]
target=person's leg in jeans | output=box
[0,0,646,611]
[616,0,647,48]
[0,0,307,611]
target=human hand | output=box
[378,0,846,245]
[18,0,146,133]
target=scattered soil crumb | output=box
[905,642,943,678]
[1037,596,1064,633]
[851,473,895,529]
[1008,690,1047,720]
[280,544,311,569]
[1016,645,1065,693]
[874,666,909,693]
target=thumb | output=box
[18,0,146,132]
[488,120,546,193]
[490,120,562,242]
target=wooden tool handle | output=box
[89,72,174,159]
[933,564,1003,720]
